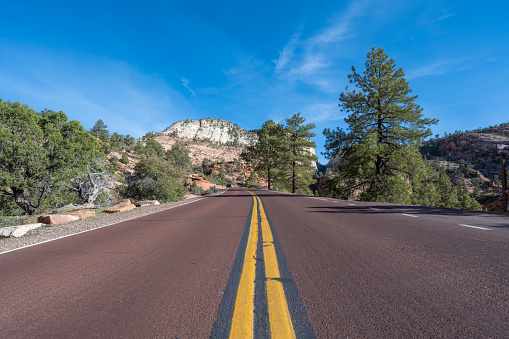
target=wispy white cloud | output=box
[273,1,363,91]
[417,10,454,28]
[312,14,354,44]
[302,102,343,123]
[406,58,469,79]
[274,32,301,72]
[181,78,196,96]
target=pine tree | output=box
[90,119,110,142]
[284,113,318,194]
[165,142,192,172]
[121,152,130,165]
[241,120,285,190]
[324,47,438,202]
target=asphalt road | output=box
[1,188,508,338]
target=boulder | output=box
[0,223,44,238]
[37,215,79,225]
[104,199,136,213]
[135,200,160,207]
[0,227,15,237]
[11,223,45,237]
[70,211,96,219]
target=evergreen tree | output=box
[165,142,192,172]
[134,137,165,158]
[110,132,124,150]
[324,47,438,202]
[123,134,136,149]
[241,120,286,190]
[122,158,186,202]
[0,100,103,214]
[283,113,318,194]
[90,119,110,142]
[90,119,112,154]
[121,152,130,165]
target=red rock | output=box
[70,211,96,219]
[37,214,79,225]
[104,199,136,213]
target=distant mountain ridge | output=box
[161,118,257,147]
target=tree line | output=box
[241,113,318,195]
[0,102,192,216]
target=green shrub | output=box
[121,152,129,165]
[108,158,119,174]
[122,158,186,202]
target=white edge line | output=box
[347,203,355,206]
[0,194,214,256]
[458,224,491,231]
[401,214,418,218]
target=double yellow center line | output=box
[230,192,296,338]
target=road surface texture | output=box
[1,188,508,338]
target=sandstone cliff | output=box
[162,118,257,147]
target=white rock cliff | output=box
[162,118,257,146]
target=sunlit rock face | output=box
[162,118,257,147]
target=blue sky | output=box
[1,0,508,164]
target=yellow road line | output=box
[229,196,258,339]
[231,190,296,338]
[258,196,296,339]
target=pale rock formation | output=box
[37,215,80,225]
[162,118,257,146]
[0,223,45,238]
[70,211,96,219]
[104,199,137,213]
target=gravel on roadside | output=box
[0,196,204,253]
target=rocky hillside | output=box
[153,134,245,165]
[107,118,266,192]
[421,123,509,181]
[162,118,257,147]
[420,122,509,211]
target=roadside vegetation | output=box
[0,100,193,224]
[322,47,483,210]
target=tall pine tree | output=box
[324,47,438,202]
[284,113,318,194]
[241,120,285,190]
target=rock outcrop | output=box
[187,174,227,191]
[0,223,44,238]
[53,203,96,213]
[104,199,137,213]
[162,118,257,146]
[37,215,80,225]
[70,211,96,219]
